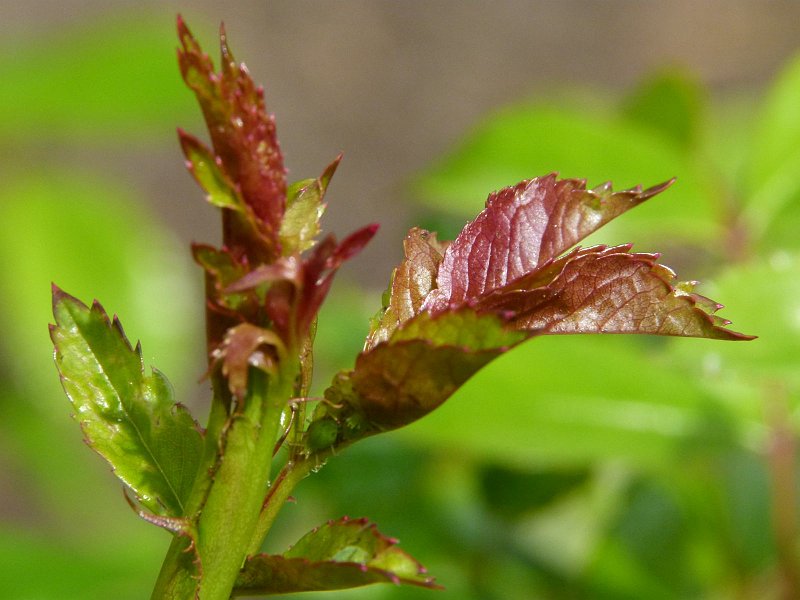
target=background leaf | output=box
[414,105,721,252]
[745,54,800,250]
[0,16,194,142]
[621,68,705,151]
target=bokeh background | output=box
[3,2,800,598]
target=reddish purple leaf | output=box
[211,323,285,400]
[177,16,286,259]
[225,225,378,347]
[425,174,673,311]
[503,245,754,340]
[317,173,752,436]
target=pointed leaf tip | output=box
[638,177,676,200]
[178,16,286,259]
[321,153,344,189]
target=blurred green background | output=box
[2,3,800,599]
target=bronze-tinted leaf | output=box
[425,174,673,310]
[234,517,439,595]
[352,310,525,429]
[366,228,447,349]
[177,16,286,259]
[505,245,754,340]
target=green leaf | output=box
[280,156,341,254]
[745,52,800,247]
[0,15,194,142]
[674,251,800,398]
[178,129,242,210]
[621,68,705,150]
[233,517,439,594]
[479,465,591,519]
[51,288,203,518]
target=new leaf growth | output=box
[49,15,754,600]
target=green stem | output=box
[246,458,316,555]
[149,388,230,600]
[149,534,198,600]
[150,364,296,600]
[197,367,293,600]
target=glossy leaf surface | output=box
[320,173,751,436]
[423,174,673,310]
[280,156,341,255]
[234,517,438,594]
[352,310,526,427]
[178,129,242,210]
[493,246,752,340]
[51,288,203,517]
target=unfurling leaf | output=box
[228,224,379,346]
[280,155,342,255]
[177,16,286,261]
[233,517,439,595]
[317,173,752,436]
[50,287,203,518]
[211,323,285,400]
[366,227,447,349]
[178,128,242,210]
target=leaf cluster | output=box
[44,16,763,600]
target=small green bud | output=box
[305,417,339,452]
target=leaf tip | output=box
[320,153,344,189]
[640,177,676,200]
[176,13,194,48]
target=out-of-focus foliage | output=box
[0,15,195,142]
[1,13,799,600]
[0,16,200,598]
[403,58,800,599]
